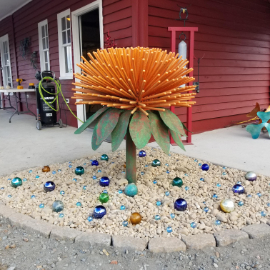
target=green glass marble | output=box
[11,177,22,188]
[152,159,161,167]
[101,154,109,161]
[99,193,109,203]
[75,166,84,176]
[172,177,183,187]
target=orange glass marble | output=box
[130,212,142,225]
[42,166,50,172]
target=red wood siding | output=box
[0,0,132,127]
[148,0,270,133]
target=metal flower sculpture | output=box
[246,111,270,139]
[72,47,196,183]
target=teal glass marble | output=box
[238,201,244,206]
[52,200,64,212]
[75,166,84,176]
[190,222,196,228]
[170,213,175,219]
[11,177,22,188]
[204,207,209,213]
[87,216,93,222]
[124,183,138,197]
[120,205,126,210]
[101,154,109,161]
[156,201,162,206]
[39,204,44,208]
[154,215,160,220]
[152,159,161,167]
[172,177,183,187]
[215,220,221,225]
[122,221,128,227]
[166,226,172,233]
[60,191,65,195]
[59,213,64,218]
[76,202,82,207]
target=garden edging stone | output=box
[1,201,270,252]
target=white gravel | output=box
[0,146,269,239]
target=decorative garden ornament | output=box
[73,47,196,184]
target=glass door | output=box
[0,34,13,89]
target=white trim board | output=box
[72,0,104,128]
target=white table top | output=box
[0,88,35,93]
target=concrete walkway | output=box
[1,110,269,177]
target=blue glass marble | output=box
[76,202,82,207]
[153,180,157,184]
[0,187,4,190]
[190,222,197,228]
[122,171,125,173]
[247,194,252,198]
[7,178,11,181]
[124,183,138,197]
[238,201,244,206]
[156,201,162,206]
[58,169,62,172]
[87,216,93,222]
[198,163,202,166]
[213,194,218,199]
[75,166,84,176]
[257,193,262,197]
[215,220,221,225]
[261,211,266,217]
[73,178,77,182]
[138,150,146,157]
[154,215,160,220]
[93,176,97,180]
[145,165,148,167]
[194,159,198,162]
[39,204,44,208]
[166,170,170,174]
[167,226,172,233]
[200,178,204,182]
[222,172,226,175]
[29,170,32,173]
[118,190,123,194]
[23,178,27,182]
[31,195,36,199]
[11,177,22,188]
[170,213,175,219]
[120,205,126,210]
[60,191,65,195]
[83,186,87,190]
[35,175,40,179]
[141,172,145,175]
[69,164,72,168]
[52,171,56,175]
[122,221,128,227]
[103,190,108,193]
[59,213,64,218]
[185,174,189,176]
[185,186,189,191]
[165,191,170,196]
[98,169,102,173]
[267,203,270,207]
[44,181,55,192]
[201,164,209,171]
[232,184,245,194]
[93,205,106,219]
[174,198,187,211]
[204,207,209,213]
[99,176,110,187]
[237,181,242,184]
[91,160,99,166]
[217,183,221,187]
[223,166,227,169]
[7,195,12,198]
[52,200,64,213]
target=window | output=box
[38,19,50,71]
[57,9,73,79]
[0,34,13,88]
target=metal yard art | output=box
[72,47,196,184]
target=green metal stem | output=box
[126,129,136,184]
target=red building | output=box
[0,0,269,133]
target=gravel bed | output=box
[0,146,269,239]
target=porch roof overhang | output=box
[0,0,33,22]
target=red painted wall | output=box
[0,0,133,127]
[148,0,270,133]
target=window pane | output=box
[46,37,49,49]
[45,62,49,70]
[67,29,71,44]
[67,15,70,29]
[44,51,48,62]
[4,53,9,66]
[45,24,48,37]
[64,45,72,73]
[42,25,45,38]
[62,31,66,44]
[6,67,10,78]
[61,17,66,31]
[3,41,7,53]
[42,38,46,50]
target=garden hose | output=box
[38,77,83,123]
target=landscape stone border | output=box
[1,201,270,253]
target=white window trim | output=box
[0,34,13,89]
[72,0,104,127]
[38,19,50,72]
[57,9,73,80]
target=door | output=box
[0,34,13,89]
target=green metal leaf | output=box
[91,108,122,149]
[159,109,186,136]
[182,122,193,134]
[129,111,151,149]
[149,111,170,155]
[111,110,131,152]
[75,106,109,134]
[170,129,186,151]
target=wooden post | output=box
[126,129,136,184]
